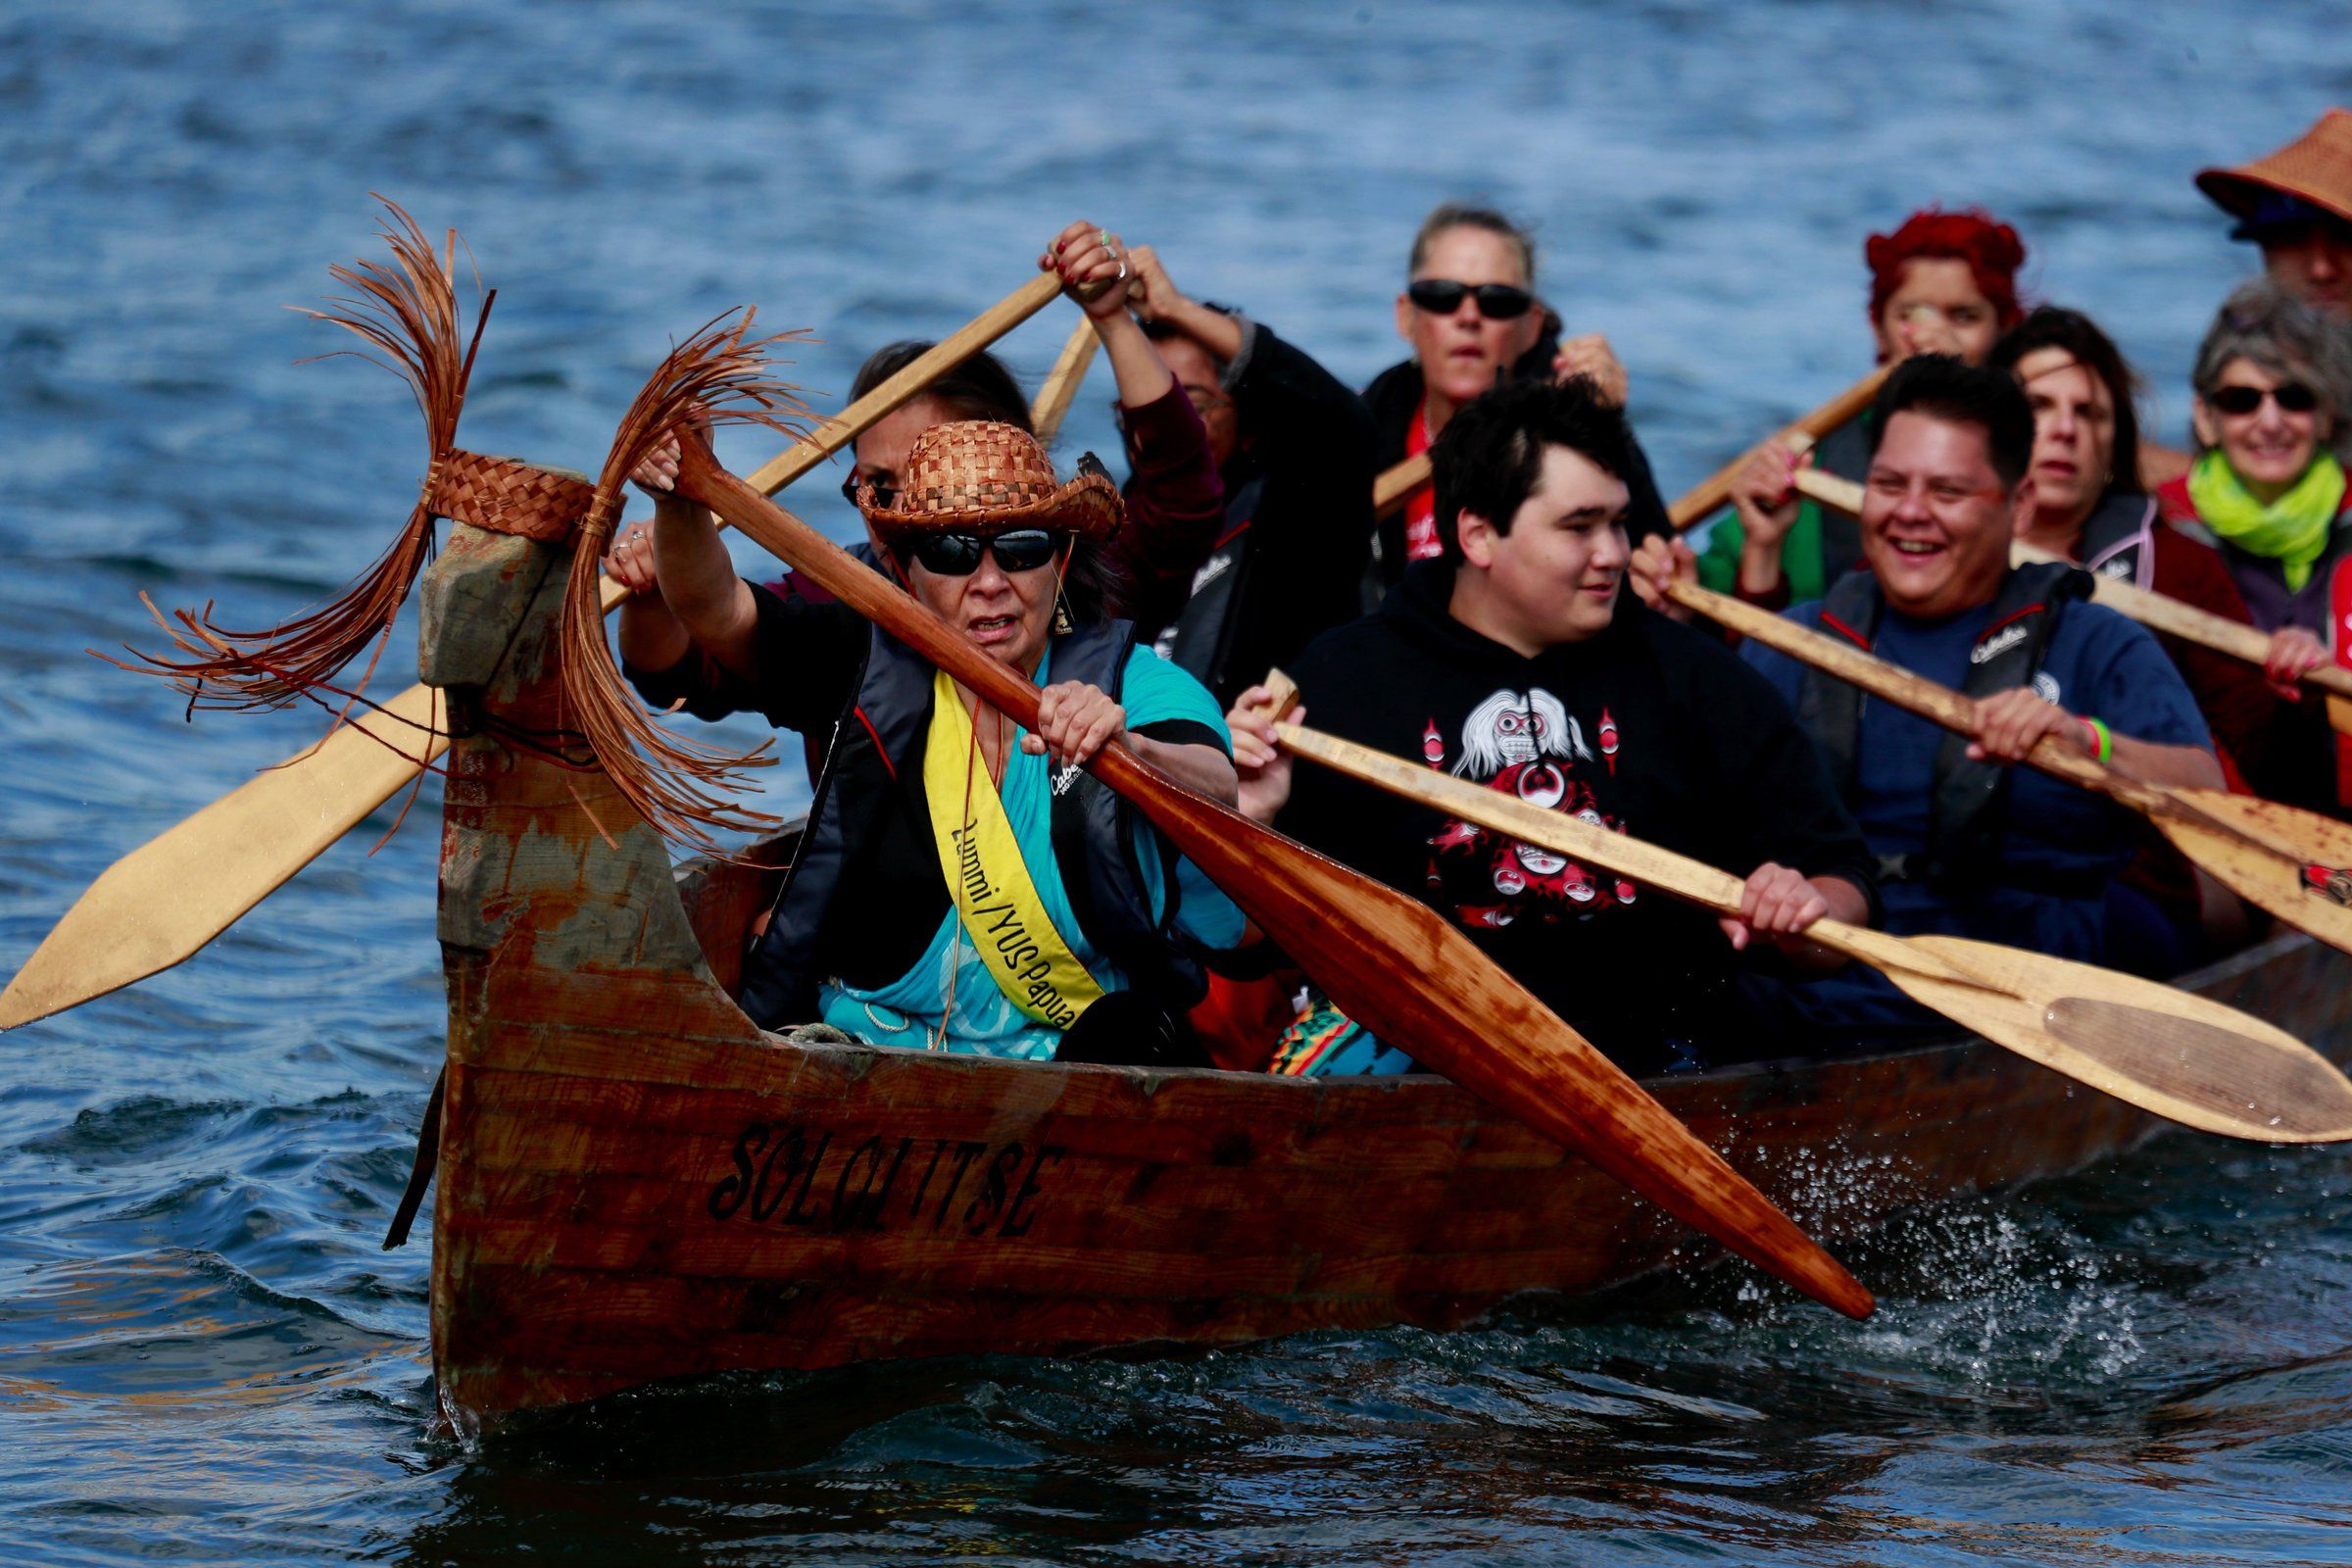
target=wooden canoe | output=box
[417,521,2352,1434]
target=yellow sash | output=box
[923,670,1107,1029]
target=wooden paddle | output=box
[0,274,1073,1032]
[1792,467,2352,735]
[1666,570,2352,962]
[663,428,1873,1321]
[1370,367,1888,523]
[1372,450,1431,518]
[1028,318,1101,443]
[1667,367,1891,529]
[1250,677,2352,1144]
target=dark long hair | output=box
[1054,455,1132,624]
[850,341,1032,429]
[1986,306,2143,502]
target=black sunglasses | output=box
[2210,382,2321,416]
[1406,278,1536,320]
[905,528,1064,576]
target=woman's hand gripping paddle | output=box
[0,275,1083,1031]
[663,425,1875,1322]
[1250,675,2352,1144]
[1672,556,2352,968]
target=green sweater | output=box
[1692,412,1873,604]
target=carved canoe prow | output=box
[416,517,2352,1434]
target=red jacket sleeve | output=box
[2148,523,2280,779]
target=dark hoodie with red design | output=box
[1277,560,1880,1073]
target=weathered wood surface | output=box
[420,521,2352,1432]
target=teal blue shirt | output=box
[820,646,1245,1057]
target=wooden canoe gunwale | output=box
[419,520,2352,1433]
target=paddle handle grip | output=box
[1668,367,1892,529]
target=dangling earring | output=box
[1053,590,1075,636]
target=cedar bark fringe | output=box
[564,308,815,858]
[114,197,486,721]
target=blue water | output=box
[6,1,2352,1562]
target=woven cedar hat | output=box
[2198,110,2352,233]
[858,419,1121,539]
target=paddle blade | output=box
[0,684,444,1030]
[1878,935,2352,1143]
[2328,693,2352,739]
[2151,789,2352,961]
[1119,780,1875,1319]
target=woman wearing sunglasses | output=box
[623,416,1247,1065]
[1695,207,2029,609]
[2162,278,2352,814]
[1361,203,1671,592]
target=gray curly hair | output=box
[2191,277,2352,462]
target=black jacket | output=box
[1361,325,1673,592]
[1278,561,1878,1071]
[1154,318,1377,707]
[627,590,1214,1028]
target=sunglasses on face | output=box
[1406,278,1536,320]
[904,528,1065,577]
[2209,382,2321,416]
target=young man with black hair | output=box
[1228,377,1879,1076]
[1633,356,2223,1023]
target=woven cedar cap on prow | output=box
[112,198,490,723]
[557,306,820,859]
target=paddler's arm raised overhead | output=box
[1042,219,1225,643]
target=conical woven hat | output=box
[2198,110,2352,230]
[858,420,1122,539]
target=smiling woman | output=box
[2163,278,2352,816]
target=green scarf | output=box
[2186,448,2348,591]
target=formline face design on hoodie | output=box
[1423,685,1640,928]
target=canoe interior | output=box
[417,520,2352,1434]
